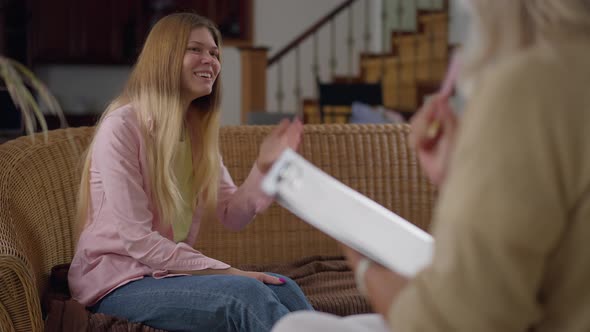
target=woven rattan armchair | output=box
[0,124,436,331]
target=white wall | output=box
[218,47,241,125]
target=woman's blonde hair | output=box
[76,13,223,240]
[459,0,590,91]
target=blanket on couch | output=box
[44,256,372,332]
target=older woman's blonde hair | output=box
[459,0,590,92]
[76,13,223,239]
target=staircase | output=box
[242,0,454,124]
[355,11,450,118]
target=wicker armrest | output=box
[0,128,95,332]
[0,220,43,332]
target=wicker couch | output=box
[0,124,436,331]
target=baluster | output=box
[312,32,320,97]
[330,20,337,79]
[276,61,284,113]
[347,5,355,78]
[363,0,371,52]
[380,0,389,84]
[395,0,404,109]
[381,0,388,52]
[294,46,302,115]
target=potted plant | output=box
[0,55,67,141]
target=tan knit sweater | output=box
[390,38,590,331]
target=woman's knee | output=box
[220,276,291,330]
[264,273,314,311]
[227,276,284,306]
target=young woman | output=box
[68,13,312,332]
[273,0,590,331]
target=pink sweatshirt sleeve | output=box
[216,159,274,231]
[92,114,230,271]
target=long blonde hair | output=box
[459,0,590,92]
[76,13,223,239]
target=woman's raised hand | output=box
[256,118,304,174]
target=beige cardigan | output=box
[390,38,590,331]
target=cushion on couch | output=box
[349,102,406,124]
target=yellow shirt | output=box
[172,135,195,243]
[390,38,590,331]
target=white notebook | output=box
[261,149,434,278]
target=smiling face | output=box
[180,27,221,104]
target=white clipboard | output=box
[261,148,434,278]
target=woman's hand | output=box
[409,94,459,187]
[256,118,303,174]
[231,268,286,285]
[342,245,408,317]
[173,267,286,285]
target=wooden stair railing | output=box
[268,0,362,116]
[240,0,452,124]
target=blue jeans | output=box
[90,273,313,332]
